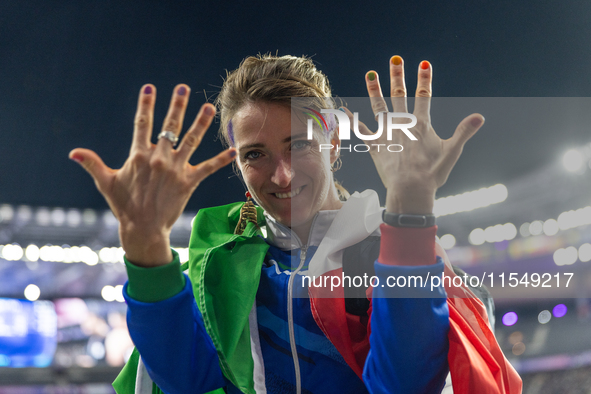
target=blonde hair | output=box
[215,54,349,200]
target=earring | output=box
[234,191,258,235]
[331,157,342,173]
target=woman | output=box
[70,54,521,393]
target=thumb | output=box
[450,113,484,150]
[69,148,112,189]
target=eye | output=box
[244,150,262,160]
[291,140,311,150]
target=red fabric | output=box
[441,246,523,394]
[308,242,523,393]
[378,224,437,266]
[309,268,368,379]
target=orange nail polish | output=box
[420,61,430,70]
[391,56,402,66]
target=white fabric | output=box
[307,190,383,277]
[249,303,268,394]
[135,356,153,394]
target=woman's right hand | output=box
[69,84,236,267]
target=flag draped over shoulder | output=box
[114,201,522,394]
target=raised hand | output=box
[344,56,484,215]
[69,84,236,266]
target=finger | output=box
[448,113,485,150]
[365,71,389,118]
[176,103,216,162]
[438,114,484,183]
[69,148,113,191]
[389,55,408,113]
[189,148,237,187]
[413,61,432,119]
[156,84,190,152]
[132,84,156,150]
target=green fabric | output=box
[189,203,268,394]
[124,249,186,303]
[113,348,225,394]
[112,348,143,394]
[113,202,268,394]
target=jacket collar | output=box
[263,210,339,251]
[262,190,384,256]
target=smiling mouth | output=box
[274,186,304,199]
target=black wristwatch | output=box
[382,210,436,228]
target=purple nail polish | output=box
[178,86,186,96]
[230,150,237,157]
[144,86,152,94]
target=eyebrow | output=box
[238,133,308,150]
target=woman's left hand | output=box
[343,56,484,214]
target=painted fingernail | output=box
[338,107,346,113]
[230,149,237,158]
[471,116,484,127]
[391,56,402,66]
[144,86,153,94]
[420,61,430,70]
[178,86,186,96]
[204,106,214,116]
[368,72,376,81]
[70,154,84,164]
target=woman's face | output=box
[232,101,341,234]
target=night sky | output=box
[1,0,590,211]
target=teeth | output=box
[275,187,303,199]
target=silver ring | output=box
[157,131,179,147]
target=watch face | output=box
[383,212,435,228]
[399,215,428,227]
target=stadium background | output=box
[1,1,591,392]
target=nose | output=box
[270,158,293,188]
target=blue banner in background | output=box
[0,299,57,367]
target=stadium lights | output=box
[0,204,14,222]
[439,234,456,250]
[579,243,591,262]
[102,285,125,302]
[553,246,579,266]
[25,245,40,261]
[553,304,567,318]
[1,244,24,261]
[35,208,51,226]
[468,223,517,246]
[517,205,591,242]
[82,209,97,225]
[562,149,585,172]
[16,205,32,223]
[552,243,591,267]
[101,285,116,302]
[1,243,190,265]
[538,310,551,324]
[502,312,518,326]
[24,284,40,301]
[66,209,82,227]
[434,184,508,217]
